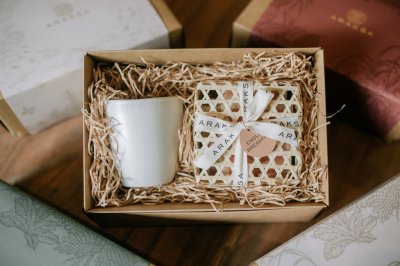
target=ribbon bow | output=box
[194,81,298,186]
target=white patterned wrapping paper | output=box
[254,174,400,266]
[0,0,169,134]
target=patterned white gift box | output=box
[253,174,400,266]
[0,0,181,136]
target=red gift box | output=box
[232,0,400,141]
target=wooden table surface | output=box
[1,1,400,265]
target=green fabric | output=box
[0,181,148,266]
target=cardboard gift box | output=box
[83,48,329,224]
[232,0,400,142]
[0,0,182,137]
[253,173,400,265]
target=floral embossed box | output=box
[232,0,400,141]
[0,0,181,137]
[253,174,400,265]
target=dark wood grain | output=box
[1,1,400,265]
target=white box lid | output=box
[254,174,400,266]
[0,0,170,134]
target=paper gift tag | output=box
[239,130,276,157]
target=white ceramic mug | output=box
[106,96,183,187]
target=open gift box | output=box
[83,48,328,224]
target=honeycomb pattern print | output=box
[194,81,303,186]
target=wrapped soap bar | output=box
[193,81,303,186]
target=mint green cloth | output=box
[0,181,148,266]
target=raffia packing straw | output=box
[83,52,327,209]
[194,81,299,186]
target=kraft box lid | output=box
[0,0,182,137]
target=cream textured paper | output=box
[193,81,303,185]
[0,0,169,134]
[254,175,400,266]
